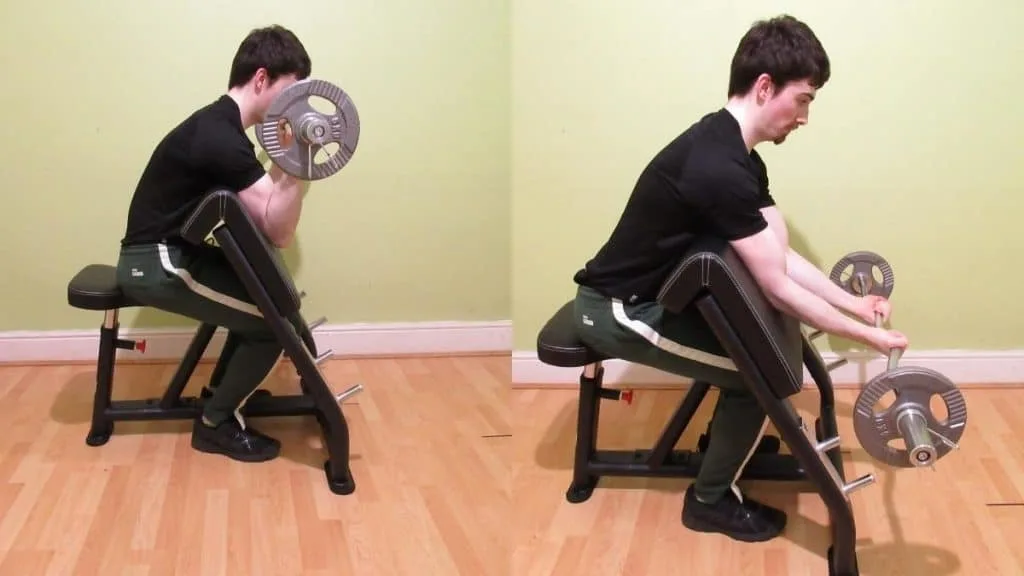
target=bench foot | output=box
[86,423,113,447]
[828,544,859,576]
[566,477,598,503]
[324,460,356,495]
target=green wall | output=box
[0,1,510,331]
[512,1,1024,353]
[4,1,1023,357]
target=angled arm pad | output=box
[657,236,804,399]
[181,190,301,317]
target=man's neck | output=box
[227,88,258,129]
[723,98,762,152]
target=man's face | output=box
[760,78,816,145]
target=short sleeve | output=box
[750,150,775,208]
[689,157,768,241]
[192,120,267,192]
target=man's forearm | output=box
[768,276,872,343]
[264,165,305,246]
[785,249,860,315]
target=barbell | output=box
[827,251,968,469]
[255,78,361,181]
[852,312,967,468]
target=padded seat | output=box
[67,264,139,311]
[537,301,609,367]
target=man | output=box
[572,15,908,543]
[116,25,312,463]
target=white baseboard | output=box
[512,349,1024,387]
[0,320,512,364]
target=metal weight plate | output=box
[829,251,895,298]
[255,78,360,180]
[853,366,967,468]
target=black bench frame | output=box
[67,190,357,496]
[537,242,863,576]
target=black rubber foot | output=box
[324,460,355,495]
[566,479,597,503]
[86,424,113,446]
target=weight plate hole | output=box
[308,95,337,115]
[276,119,294,149]
[873,389,897,412]
[314,142,340,164]
[929,393,949,424]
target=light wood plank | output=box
[512,385,1024,576]
[0,355,509,576]
[2,358,1022,575]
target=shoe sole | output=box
[681,513,783,542]
[190,435,280,463]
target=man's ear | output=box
[253,68,269,92]
[755,73,776,102]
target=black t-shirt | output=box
[574,108,776,303]
[120,95,267,246]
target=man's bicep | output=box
[759,205,789,249]
[235,173,276,231]
[751,149,775,208]
[729,226,789,297]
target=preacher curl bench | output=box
[536,236,870,576]
[66,189,360,495]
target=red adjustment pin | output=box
[620,390,634,405]
[115,338,147,353]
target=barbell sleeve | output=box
[896,408,938,467]
[852,273,870,296]
[875,311,902,370]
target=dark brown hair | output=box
[228,25,312,89]
[728,15,830,97]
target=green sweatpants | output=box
[116,242,290,426]
[573,285,770,503]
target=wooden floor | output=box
[512,385,1024,576]
[1,357,1021,575]
[0,356,509,576]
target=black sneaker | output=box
[681,484,787,542]
[191,417,281,463]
